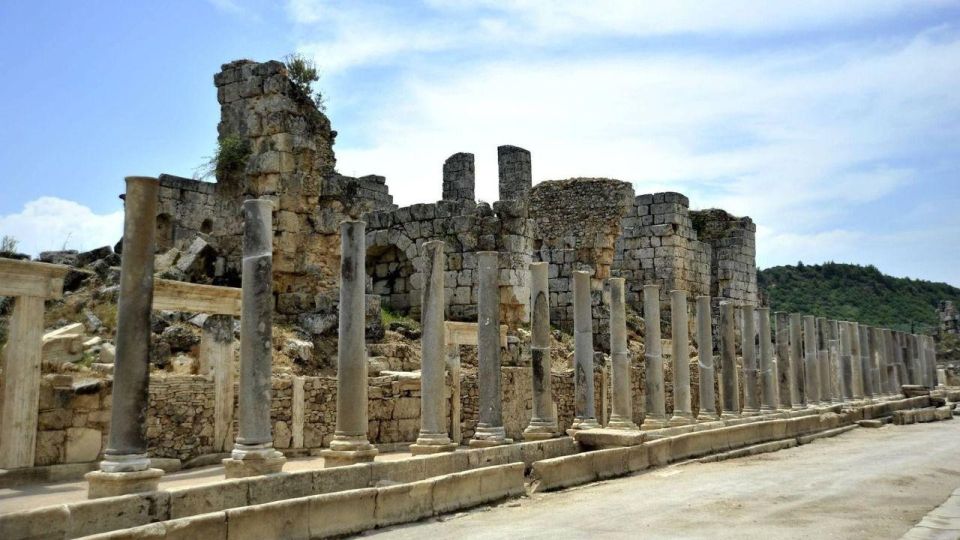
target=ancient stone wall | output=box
[690,208,758,306]
[31,377,111,466]
[940,301,960,337]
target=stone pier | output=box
[789,313,804,409]
[859,324,874,399]
[816,317,833,405]
[524,262,560,438]
[87,177,164,498]
[411,240,457,454]
[774,312,794,410]
[802,315,820,407]
[875,327,890,396]
[720,301,740,419]
[839,321,854,401]
[471,251,511,446]
[741,305,761,416]
[696,296,718,421]
[850,323,864,400]
[641,284,668,429]
[893,331,906,394]
[828,320,841,401]
[758,307,779,412]
[669,290,694,425]
[204,315,236,452]
[225,199,286,477]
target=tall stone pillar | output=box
[669,290,694,425]
[411,240,457,454]
[893,331,907,393]
[497,145,532,201]
[87,177,164,498]
[802,316,820,407]
[524,262,560,438]
[602,278,638,430]
[758,307,778,412]
[442,152,475,202]
[887,329,901,394]
[838,321,854,401]
[774,312,794,409]
[816,317,833,404]
[859,325,874,399]
[874,327,888,397]
[641,284,668,429]
[789,313,805,408]
[204,315,236,453]
[720,301,741,418]
[223,199,286,478]
[696,296,718,421]
[471,251,511,445]
[927,335,938,389]
[829,320,841,400]
[741,305,761,416]
[850,323,864,399]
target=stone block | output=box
[530,453,595,493]
[65,427,102,463]
[375,478,435,527]
[0,504,70,540]
[163,512,228,540]
[226,497,310,540]
[307,489,377,538]
[168,480,249,518]
[311,462,372,494]
[247,471,314,506]
[67,491,166,537]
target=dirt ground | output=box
[367,420,960,540]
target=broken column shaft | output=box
[774,312,794,409]
[720,301,740,418]
[802,315,820,407]
[669,290,694,425]
[570,270,601,431]
[741,305,761,416]
[850,323,864,400]
[859,324,874,399]
[816,317,833,405]
[524,262,560,438]
[471,251,510,445]
[758,307,779,412]
[789,313,804,408]
[839,321,853,401]
[696,296,718,420]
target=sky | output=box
[1,1,959,285]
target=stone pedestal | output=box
[741,305,760,416]
[641,284,668,429]
[324,220,379,465]
[412,240,457,455]
[569,270,601,432]
[802,316,820,407]
[524,262,560,439]
[91,177,165,497]
[669,290,694,425]
[229,199,287,476]
[696,296,718,421]
[85,468,164,499]
[607,278,638,430]
[470,251,511,446]
[758,307,779,412]
[789,313,804,409]
[719,301,740,419]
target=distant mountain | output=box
[758,262,959,333]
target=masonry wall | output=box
[690,208,758,306]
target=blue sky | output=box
[1,1,959,286]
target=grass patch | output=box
[381,308,419,329]
[92,302,118,333]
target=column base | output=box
[606,414,639,431]
[640,416,668,430]
[85,468,164,499]
[523,421,561,440]
[409,434,458,455]
[696,411,719,422]
[720,412,741,420]
[569,416,602,432]
[468,437,514,448]
[668,413,695,427]
[741,408,761,417]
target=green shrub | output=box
[284,53,326,112]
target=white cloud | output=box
[0,197,123,256]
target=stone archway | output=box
[366,243,415,315]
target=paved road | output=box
[367,420,960,540]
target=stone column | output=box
[669,290,694,425]
[927,335,938,389]
[471,251,511,445]
[87,177,164,498]
[816,317,833,405]
[641,284,668,429]
[873,327,888,397]
[524,262,561,437]
[224,199,286,478]
[446,344,462,444]
[720,301,741,418]
[774,312,794,409]
[838,321,854,401]
[203,315,236,453]
[789,313,805,408]
[442,152,475,202]
[758,307,779,412]
[497,145,532,201]
[696,296,718,421]
[802,315,820,407]
[859,325,874,399]
[412,240,457,454]
[603,278,638,430]
[887,330,901,395]
[850,323,864,400]
[829,320,841,400]
[741,305,761,416]
[893,331,907,394]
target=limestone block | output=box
[247,471,314,505]
[67,491,164,537]
[308,489,378,538]
[274,421,292,449]
[34,429,65,465]
[168,480,249,519]
[374,479,435,527]
[226,497,310,540]
[65,427,102,463]
[0,504,70,540]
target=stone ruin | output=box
[155,59,757,353]
[939,301,959,338]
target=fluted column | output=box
[816,317,833,404]
[802,315,820,407]
[741,305,760,416]
[669,290,694,425]
[471,251,510,445]
[607,278,639,430]
[720,301,740,418]
[696,296,718,421]
[641,284,667,429]
[225,199,286,477]
[411,240,456,454]
[774,312,794,409]
[758,307,778,412]
[789,314,805,408]
[524,263,560,438]
[87,177,164,498]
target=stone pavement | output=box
[366,420,960,540]
[902,488,960,539]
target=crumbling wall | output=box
[690,208,758,306]
[940,301,960,337]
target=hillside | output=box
[758,262,959,332]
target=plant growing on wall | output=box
[284,53,327,112]
[196,135,252,179]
